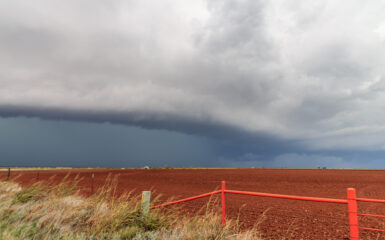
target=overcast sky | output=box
[1,0,385,168]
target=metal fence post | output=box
[347,188,359,240]
[6,168,10,181]
[222,181,226,227]
[91,173,95,194]
[142,191,151,217]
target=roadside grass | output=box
[0,178,262,240]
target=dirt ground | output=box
[3,168,385,239]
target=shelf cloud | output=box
[2,0,385,154]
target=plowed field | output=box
[3,168,385,239]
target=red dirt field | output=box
[3,168,385,239]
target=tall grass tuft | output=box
[0,179,262,240]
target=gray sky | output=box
[1,0,385,168]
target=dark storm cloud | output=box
[1,0,385,156]
[0,104,300,157]
[0,117,218,168]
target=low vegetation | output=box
[0,178,262,240]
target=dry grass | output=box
[0,178,263,240]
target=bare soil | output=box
[4,168,385,239]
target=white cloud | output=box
[1,0,385,151]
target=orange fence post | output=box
[347,188,359,240]
[222,181,226,228]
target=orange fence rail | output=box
[150,190,221,209]
[150,181,385,240]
